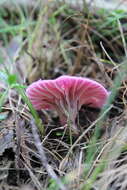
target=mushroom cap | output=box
[26,75,109,124]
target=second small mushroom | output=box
[26,75,109,132]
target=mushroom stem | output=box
[67,117,79,134]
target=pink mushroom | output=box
[26,75,109,131]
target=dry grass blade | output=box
[94,111,127,190]
[31,120,67,190]
[67,105,112,155]
[23,162,42,190]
